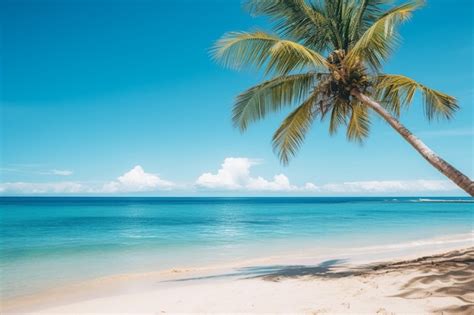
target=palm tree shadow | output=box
[167,258,353,283]
[390,248,474,315]
[241,259,356,282]
[165,248,474,314]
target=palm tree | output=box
[212,0,473,196]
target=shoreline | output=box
[2,232,473,314]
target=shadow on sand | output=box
[390,248,474,315]
[168,248,473,314]
[167,258,350,282]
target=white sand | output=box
[31,269,472,314]
[3,244,473,314]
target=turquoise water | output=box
[0,197,472,299]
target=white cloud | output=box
[0,182,86,194]
[51,169,74,176]
[318,180,457,193]
[247,174,297,191]
[102,165,175,193]
[196,158,257,190]
[196,157,314,192]
[195,158,460,194]
[304,182,319,191]
[0,165,174,194]
[0,160,462,195]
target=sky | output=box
[0,0,472,196]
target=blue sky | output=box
[0,0,472,196]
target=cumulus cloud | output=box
[102,165,175,193]
[196,158,256,189]
[195,157,459,194]
[247,174,297,191]
[196,157,314,192]
[304,182,319,191]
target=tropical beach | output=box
[3,239,474,313]
[4,247,474,314]
[19,249,474,314]
[1,197,473,313]
[1,0,473,313]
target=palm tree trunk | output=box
[351,89,474,196]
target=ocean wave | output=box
[410,198,474,203]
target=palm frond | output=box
[272,92,318,164]
[244,0,331,51]
[346,101,371,142]
[374,74,458,120]
[328,99,350,135]
[323,0,346,49]
[233,72,323,131]
[213,0,459,169]
[212,31,328,75]
[346,1,423,71]
[349,0,393,43]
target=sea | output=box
[0,196,472,299]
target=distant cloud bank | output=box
[0,182,85,194]
[317,180,456,193]
[0,158,462,195]
[0,165,174,194]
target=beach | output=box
[3,244,473,314]
[1,197,473,313]
[2,0,473,312]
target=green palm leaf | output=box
[374,74,458,120]
[213,0,459,166]
[328,99,350,135]
[213,0,474,196]
[346,102,370,142]
[233,72,323,131]
[211,31,328,75]
[272,93,318,164]
[349,0,394,43]
[346,1,423,71]
[244,0,331,50]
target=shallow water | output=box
[0,197,472,298]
